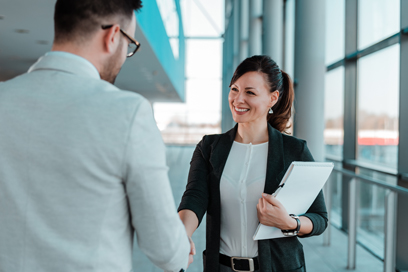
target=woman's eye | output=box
[231,87,238,92]
[247,91,255,95]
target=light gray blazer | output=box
[0,52,189,272]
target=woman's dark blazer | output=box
[178,124,328,272]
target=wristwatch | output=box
[281,214,301,236]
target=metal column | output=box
[293,0,326,162]
[233,0,240,69]
[222,24,231,133]
[239,0,249,61]
[347,178,357,269]
[396,0,408,270]
[249,0,262,56]
[263,0,283,66]
[341,0,358,231]
[221,1,236,132]
[384,190,397,272]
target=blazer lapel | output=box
[209,125,237,181]
[263,124,286,194]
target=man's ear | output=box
[102,24,121,54]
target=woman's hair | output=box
[229,55,294,134]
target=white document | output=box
[253,161,334,240]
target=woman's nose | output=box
[236,92,245,104]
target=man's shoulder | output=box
[81,78,149,109]
[1,72,150,113]
[106,84,146,103]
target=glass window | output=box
[324,66,345,159]
[156,0,180,59]
[325,0,345,65]
[181,0,224,37]
[154,0,224,145]
[357,44,400,169]
[154,39,223,144]
[186,39,222,79]
[358,0,400,50]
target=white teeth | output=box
[235,107,249,112]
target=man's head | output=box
[53,0,142,83]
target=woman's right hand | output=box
[187,236,196,267]
[179,210,199,268]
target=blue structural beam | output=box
[136,0,185,102]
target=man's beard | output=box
[100,43,124,84]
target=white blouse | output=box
[219,141,268,257]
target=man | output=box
[0,1,192,271]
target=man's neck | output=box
[51,43,102,73]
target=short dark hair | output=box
[230,55,295,134]
[54,0,142,43]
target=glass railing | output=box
[323,159,408,272]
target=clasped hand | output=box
[187,236,195,268]
[256,193,297,230]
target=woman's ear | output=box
[102,24,121,54]
[269,90,280,108]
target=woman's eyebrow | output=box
[245,87,256,90]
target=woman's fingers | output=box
[257,193,292,229]
[188,254,194,267]
[188,236,196,255]
[262,193,281,207]
[187,236,195,268]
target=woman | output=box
[178,55,328,272]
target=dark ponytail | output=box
[268,70,294,134]
[229,55,295,134]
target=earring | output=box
[269,108,273,114]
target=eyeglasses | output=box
[101,25,140,57]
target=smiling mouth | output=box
[234,107,249,112]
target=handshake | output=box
[178,236,195,272]
[187,236,196,268]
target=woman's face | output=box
[228,71,277,125]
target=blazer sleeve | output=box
[122,98,189,272]
[298,141,329,238]
[178,136,210,226]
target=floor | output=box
[132,146,383,272]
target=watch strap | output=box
[282,214,301,236]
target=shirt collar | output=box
[28,51,100,79]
